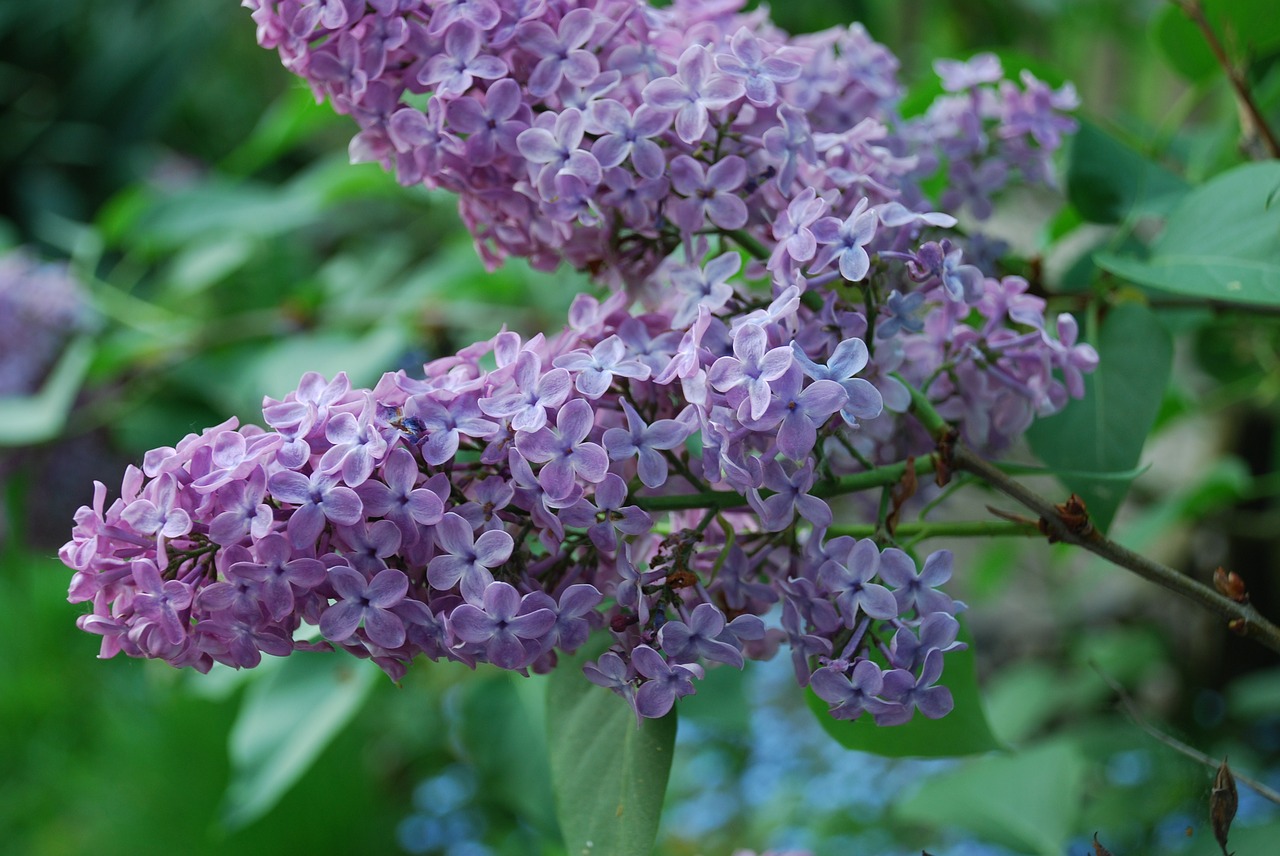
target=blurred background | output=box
[2,1,1278,854]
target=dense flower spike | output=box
[244,0,1075,287]
[62,0,1092,726]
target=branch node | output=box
[933,427,958,488]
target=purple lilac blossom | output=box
[61,0,1092,727]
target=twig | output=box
[1171,0,1280,159]
[898,374,1280,655]
[1093,663,1280,806]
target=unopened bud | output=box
[1210,758,1238,856]
[1213,567,1248,603]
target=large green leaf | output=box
[1026,303,1173,533]
[458,675,558,838]
[1066,121,1189,224]
[895,739,1089,856]
[806,617,1001,757]
[546,644,676,856]
[221,653,378,830]
[1096,161,1280,306]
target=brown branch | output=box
[1172,0,1280,159]
[955,445,1280,655]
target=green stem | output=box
[828,520,1041,540]
[635,456,934,512]
[723,228,770,261]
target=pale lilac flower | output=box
[811,197,878,282]
[642,44,744,144]
[878,648,954,723]
[553,335,651,398]
[708,323,794,421]
[516,399,608,501]
[669,155,748,233]
[587,100,671,180]
[417,21,507,98]
[228,533,326,621]
[517,7,599,99]
[268,469,363,548]
[715,27,802,106]
[602,398,691,489]
[790,337,883,427]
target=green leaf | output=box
[1096,162,1280,306]
[0,335,94,446]
[806,617,1002,757]
[1066,121,1189,224]
[458,675,558,837]
[546,643,676,856]
[221,653,378,830]
[1026,303,1173,533]
[895,739,1089,856]
[1152,1,1280,83]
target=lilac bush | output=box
[62,0,1094,728]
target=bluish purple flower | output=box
[449,581,557,669]
[320,566,409,649]
[790,336,883,427]
[658,603,745,668]
[632,644,704,718]
[878,648,954,724]
[818,538,899,625]
[875,290,926,339]
[877,548,957,616]
[561,473,653,553]
[748,459,831,532]
[602,398,691,489]
[810,659,892,721]
[740,368,847,461]
[427,512,514,604]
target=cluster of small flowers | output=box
[0,248,92,396]
[242,0,1075,290]
[64,274,976,725]
[63,0,1094,726]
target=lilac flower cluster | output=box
[62,0,1095,728]
[243,0,1075,290]
[0,249,92,395]
[65,276,978,725]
